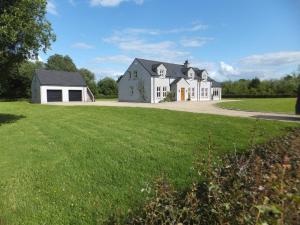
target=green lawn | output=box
[0,102,297,224]
[217,98,297,114]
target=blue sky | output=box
[44,0,300,81]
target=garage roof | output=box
[36,70,87,86]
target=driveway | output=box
[50,100,300,123]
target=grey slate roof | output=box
[36,70,87,86]
[136,58,221,88]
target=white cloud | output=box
[90,0,143,7]
[180,37,214,47]
[240,51,300,67]
[47,1,58,15]
[90,68,124,80]
[167,22,208,33]
[121,22,207,36]
[71,42,95,49]
[103,35,189,62]
[219,61,239,76]
[94,55,133,64]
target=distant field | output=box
[218,98,296,114]
[0,102,297,224]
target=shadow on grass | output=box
[0,114,25,126]
[253,115,300,123]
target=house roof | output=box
[36,70,87,86]
[136,58,222,88]
[136,58,209,79]
[170,77,190,86]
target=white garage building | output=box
[31,70,94,104]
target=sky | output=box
[43,0,300,81]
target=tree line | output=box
[0,54,118,99]
[222,69,300,98]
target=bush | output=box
[161,91,175,102]
[116,128,300,225]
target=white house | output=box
[117,58,222,103]
[31,70,94,104]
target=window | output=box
[133,71,138,78]
[163,86,167,97]
[157,86,161,98]
[159,69,164,76]
[201,88,204,97]
[192,88,195,97]
[130,87,134,96]
[205,88,208,97]
[128,71,132,79]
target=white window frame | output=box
[156,86,161,98]
[163,86,167,97]
[192,87,195,97]
[159,69,164,76]
[201,88,204,97]
[133,71,138,79]
[205,88,208,97]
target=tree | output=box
[0,60,44,98]
[248,77,261,89]
[46,54,77,72]
[0,0,55,76]
[97,77,117,96]
[78,68,97,95]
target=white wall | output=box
[199,81,211,101]
[152,77,172,103]
[118,59,152,102]
[40,86,87,104]
[212,87,222,100]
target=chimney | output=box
[184,60,190,68]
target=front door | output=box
[180,88,185,101]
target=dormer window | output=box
[159,69,164,76]
[156,64,167,77]
[187,68,194,79]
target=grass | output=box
[0,102,298,225]
[217,98,297,114]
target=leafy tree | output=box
[248,77,261,89]
[46,54,77,72]
[0,60,44,98]
[97,77,117,96]
[78,68,97,95]
[0,0,55,76]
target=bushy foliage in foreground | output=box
[114,128,300,225]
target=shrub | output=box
[120,128,300,225]
[164,91,175,102]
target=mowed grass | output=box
[217,98,297,114]
[0,102,297,224]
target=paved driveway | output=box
[50,100,300,123]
